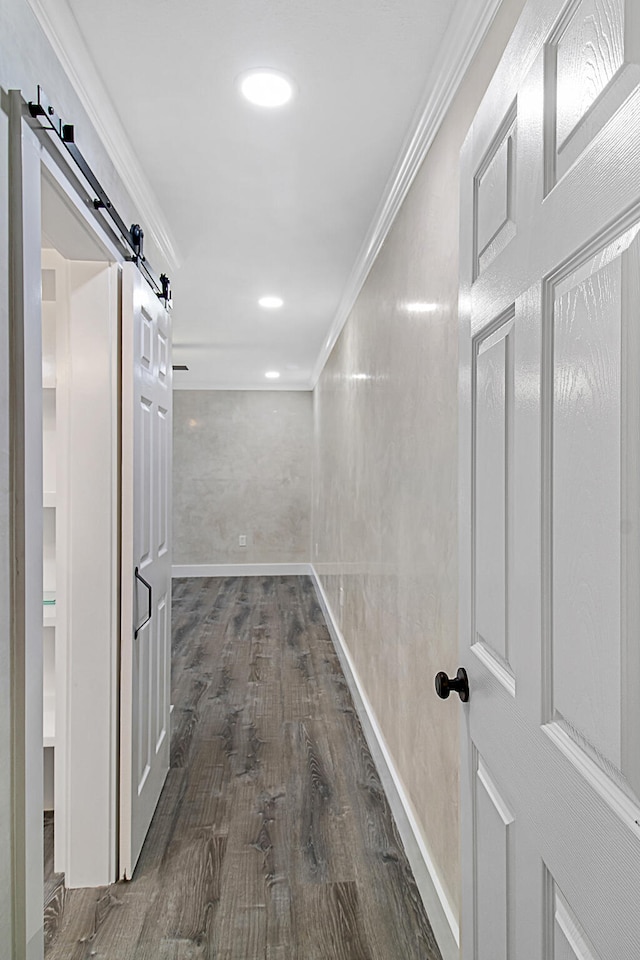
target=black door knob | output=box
[435,667,469,702]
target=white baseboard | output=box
[172,562,313,578]
[310,565,460,960]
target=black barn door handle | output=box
[134,566,152,638]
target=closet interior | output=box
[40,165,120,905]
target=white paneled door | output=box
[459,0,640,957]
[120,264,172,878]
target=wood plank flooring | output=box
[43,812,66,948]
[45,576,442,960]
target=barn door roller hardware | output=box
[28,86,171,304]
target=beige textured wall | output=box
[173,390,312,565]
[312,0,527,921]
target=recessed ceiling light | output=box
[258,295,283,309]
[265,370,280,379]
[240,70,294,108]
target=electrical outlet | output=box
[239,535,247,547]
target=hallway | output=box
[45,576,441,959]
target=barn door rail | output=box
[28,85,171,303]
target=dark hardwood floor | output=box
[45,576,442,959]
[43,812,66,948]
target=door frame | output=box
[8,89,127,954]
[9,87,48,960]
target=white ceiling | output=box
[56,0,465,389]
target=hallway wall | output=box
[173,390,312,566]
[312,0,527,926]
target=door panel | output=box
[138,396,153,567]
[554,0,624,145]
[459,0,640,956]
[474,756,514,960]
[474,106,517,279]
[157,405,169,556]
[158,328,169,384]
[473,315,515,684]
[120,264,172,878]
[548,883,601,960]
[550,231,637,780]
[135,619,151,792]
[140,307,153,371]
[155,595,168,748]
[547,0,640,186]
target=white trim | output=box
[310,565,460,960]
[40,149,125,266]
[172,563,313,578]
[310,0,505,387]
[26,0,181,272]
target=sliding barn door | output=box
[459,0,640,956]
[120,263,172,878]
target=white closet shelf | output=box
[43,593,56,627]
[43,680,55,747]
[43,698,55,748]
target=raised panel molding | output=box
[542,223,640,800]
[555,0,625,150]
[472,310,516,692]
[474,756,514,960]
[545,870,602,960]
[138,398,152,566]
[140,310,153,370]
[155,595,168,753]
[542,720,640,840]
[545,0,640,189]
[157,406,169,558]
[158,332,168,383]
[474,104,517,278]
[136,622,151,794]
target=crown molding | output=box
[310,0,505,388]
[26,0,181,272]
